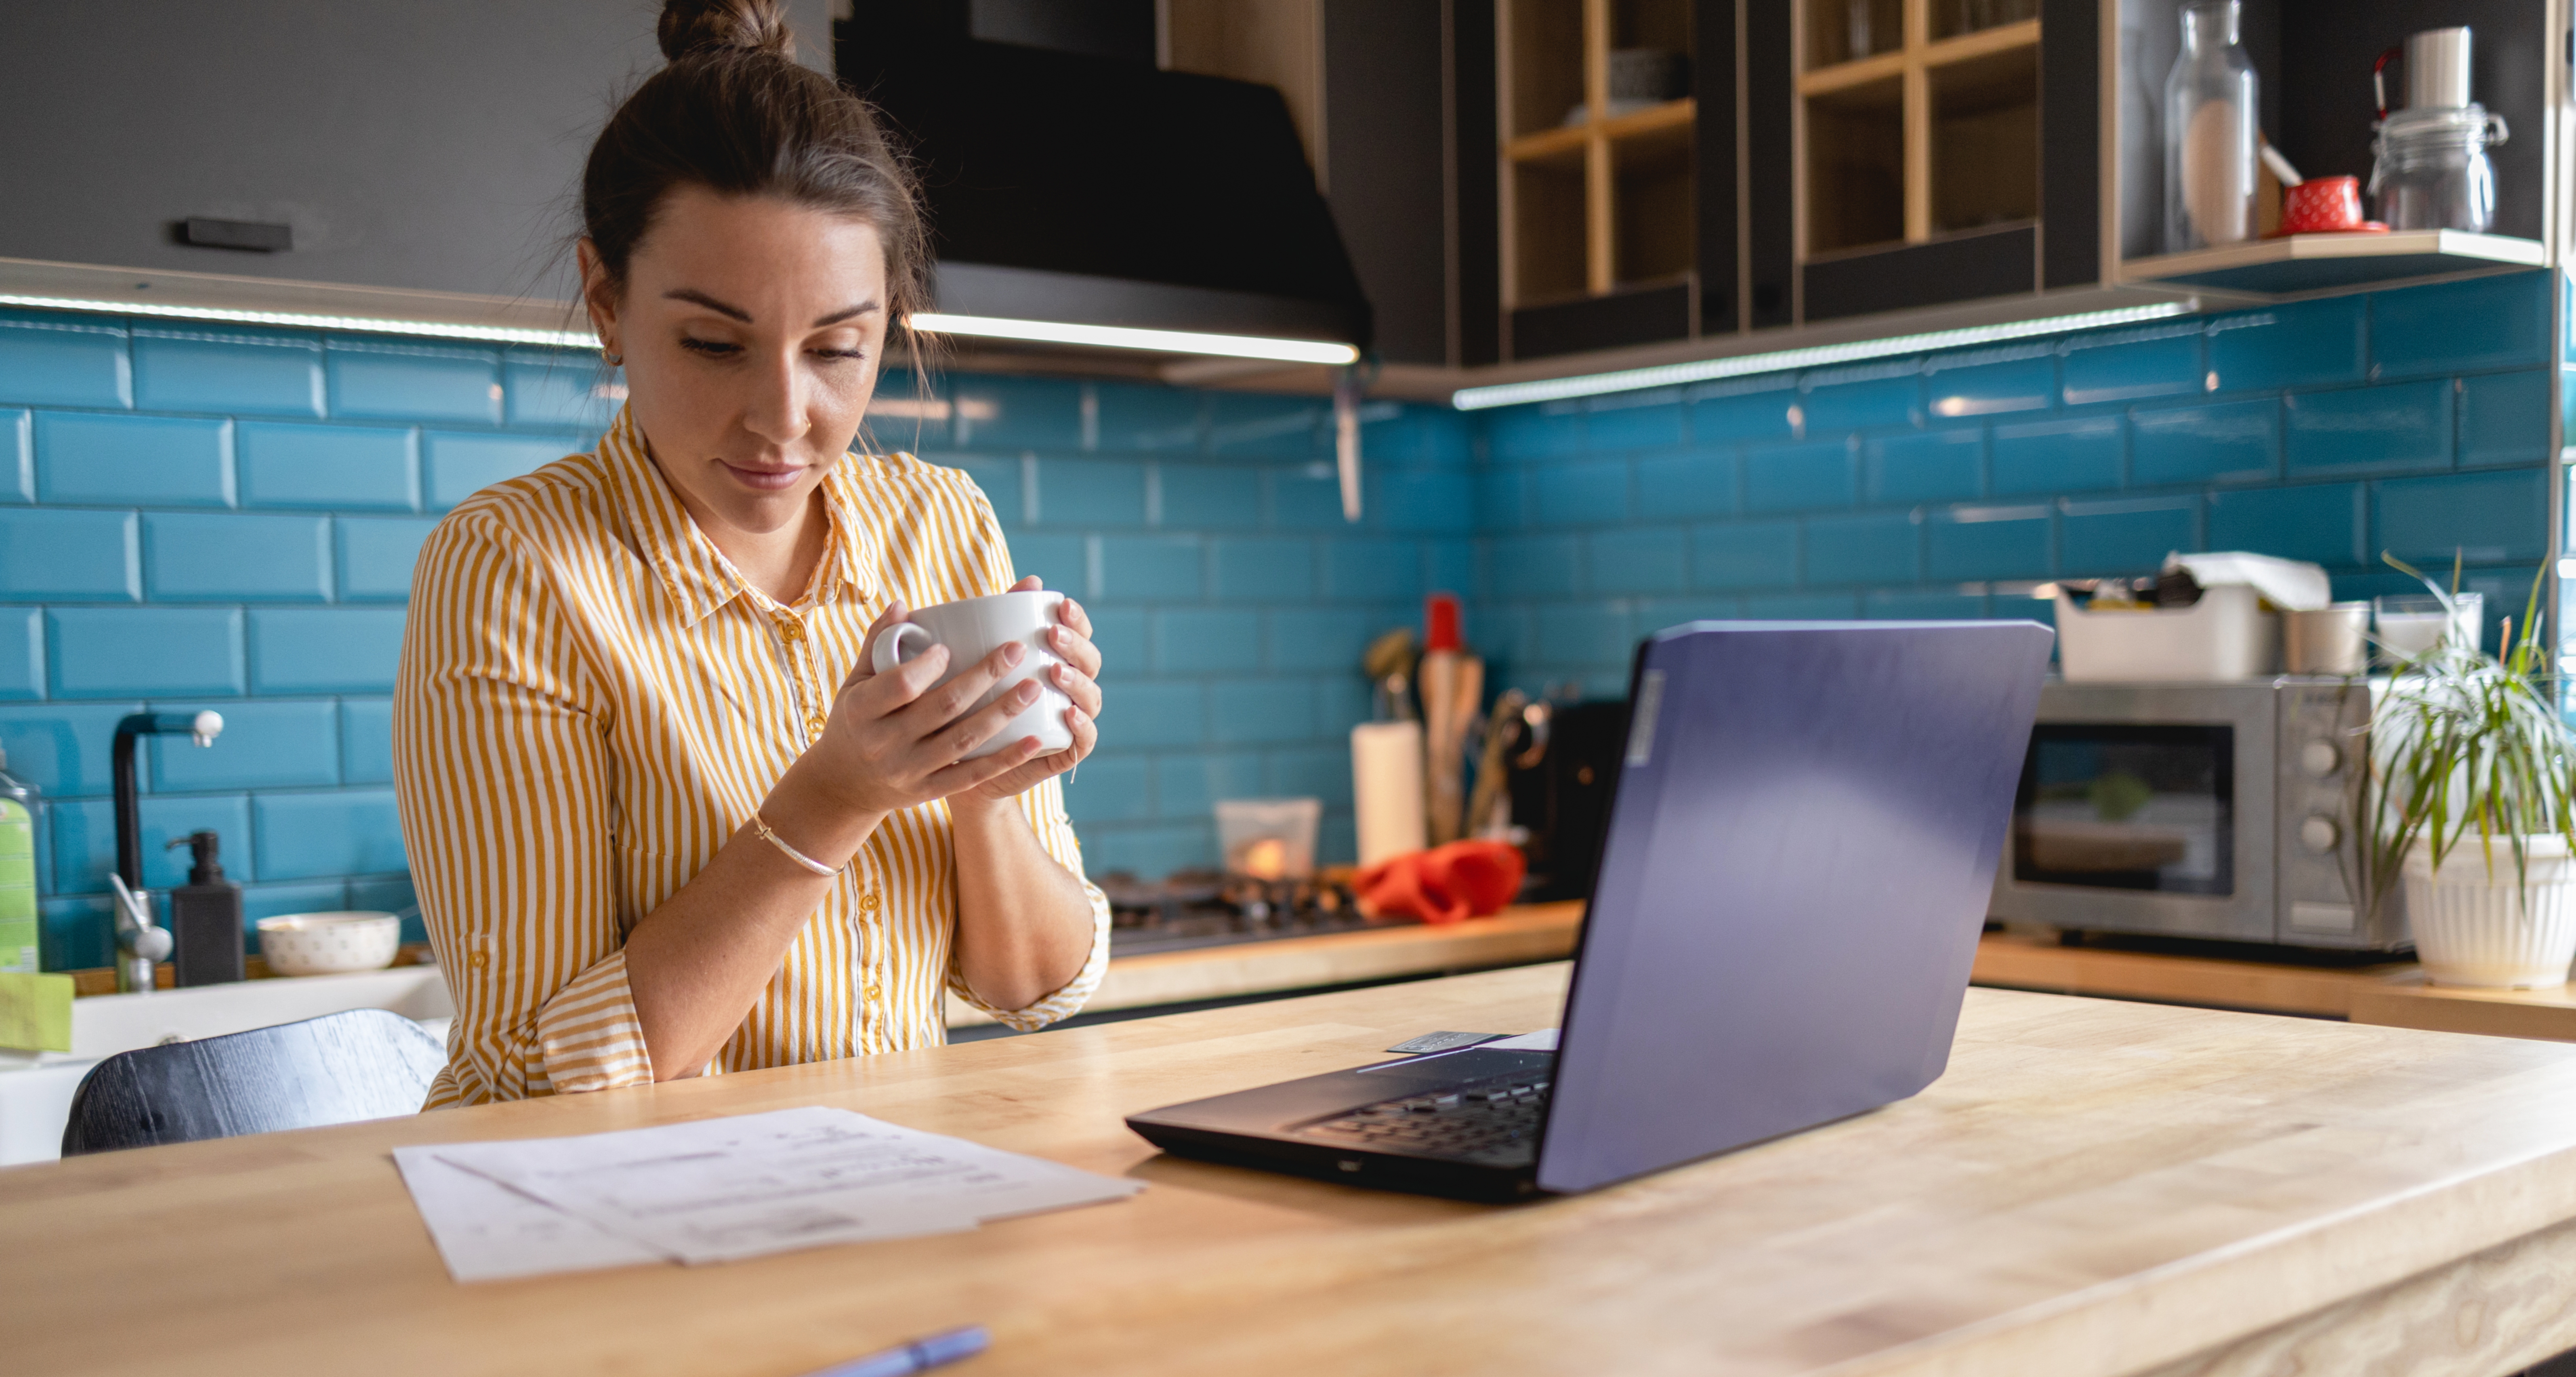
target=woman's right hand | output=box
[784,598,1052,821]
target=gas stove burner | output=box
[1099,869,1385,955]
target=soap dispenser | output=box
[167,830,244,986]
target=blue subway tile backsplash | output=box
[422,431,572,510]
[324,341,502,425]
[237,421,420,510]
[0,271,2559,965]
[48,607,245,698]
[2204,296,2368,393]
[2282,381,2451,475]
[1472,273,2556,709]
[0,410,28,503]
[132,329,325,418]
[1991,414,2122,496]
[2129,399,2279,486]
[0,316,133,409]
[0,508,140,601]
[247,607,404,694]
[0,608,41,701]
[143,512,333,602]
[37,412,234,507]
[1866,427,1984,505]
[149,699,339,792]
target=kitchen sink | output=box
[0,965,452,1165]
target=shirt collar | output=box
[600,408,884,627]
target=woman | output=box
[393,0,1108,1107]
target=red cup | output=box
[2281,175,2364,233]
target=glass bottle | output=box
[2163,0,2257,252]
[0,749,36,973]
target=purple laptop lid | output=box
[1535,620,2053,1195]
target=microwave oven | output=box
[1987,679,2400,950]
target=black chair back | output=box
[61,1007,444,1155]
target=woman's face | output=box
[580,185,889,538]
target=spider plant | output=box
[2361,556,2576,917]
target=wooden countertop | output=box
[16,965,2576,1376]
[1972,929,2576,1045]
[947,901,1586,1027]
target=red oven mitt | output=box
[1354,841,1528,925]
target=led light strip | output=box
[912,311,1359,365]
[0,292,599,348]
[0,292,1363,366]
[1451,301,2200,410]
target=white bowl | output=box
[256,911,403,977]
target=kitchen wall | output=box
[0,304,1474,970]
[0,309,622,969]
[1466,270,2557,702]
[4,267,2556,970]
[905,374,1473,881]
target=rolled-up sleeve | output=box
[394,509,649,1107]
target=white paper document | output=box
[392,1148,665,1282]
[396,1106,1142,1281]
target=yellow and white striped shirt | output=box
[394,408,1108,1108]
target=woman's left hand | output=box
[956,576,1102,804]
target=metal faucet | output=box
[107,873,168,995]
[109,711,223,994]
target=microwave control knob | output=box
[2299,815,2342,853]
[2299,740,2342,778]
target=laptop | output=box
[1125,620,2055,1201]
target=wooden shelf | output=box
[1799,51,1905,97]
[1796,0,2039,258]
[1507,97,1694,164]
[1922,17,2037,69]
[1505,123,1589,166]
[2119,229,2549,296]
[1498,0,1696,318]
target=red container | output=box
[2281,175,2364,232]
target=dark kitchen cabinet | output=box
[1744,0,2097,329]
[1483,0,2095,359]
[0,2,831,303]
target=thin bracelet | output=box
[750,810,841,877]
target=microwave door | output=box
[1994,710,2278,941]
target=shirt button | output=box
[778,619,804,642]
[859,892,881,912]
[807,714,828,734]
[469,950,491,971]
[864,982,882,1003]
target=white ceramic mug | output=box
[869,590,1074,759]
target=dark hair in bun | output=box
[656,0,796,61]
[583,0,929,348]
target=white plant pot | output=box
[2402,836,2576,988]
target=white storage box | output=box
[2055,584,2277,682]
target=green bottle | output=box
[0,750,33,974]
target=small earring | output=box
[603,350,623,366]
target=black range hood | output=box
[836,6,1371,353]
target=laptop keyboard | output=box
[1300,1075,1553,1165]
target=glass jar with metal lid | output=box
[2371,103,2509,232]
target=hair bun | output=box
[657,0,796,63]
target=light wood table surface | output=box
[15,964,2576,1376]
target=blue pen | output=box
[805,1324,990,1377]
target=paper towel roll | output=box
[1351,721,1428,867]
